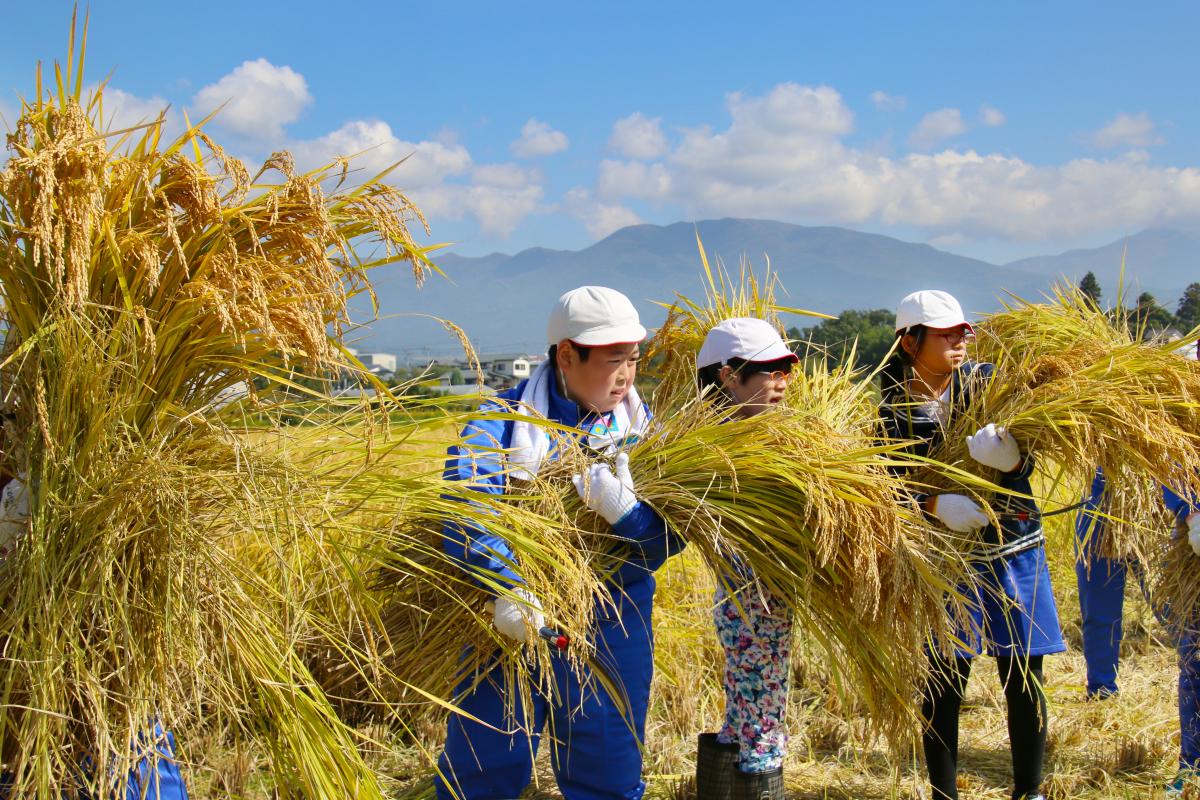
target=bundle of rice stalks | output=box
[523,394,965,748]
[507,250,975,749]
[301,421,611,730]
[0,22,440,796]
[911,285,1200,569]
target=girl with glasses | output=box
[880,290,1062,800]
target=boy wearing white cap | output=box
[880,290,1062,800]
[435,286,683,800]
[692,318,798,800]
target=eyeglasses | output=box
[743,365,793,382]
[724,358,795,383]
[929,328,974,345]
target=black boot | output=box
[732,766,784,800]
[696,733,739,800]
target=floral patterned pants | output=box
[713,582,794,773]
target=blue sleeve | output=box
[1163,482,1199,521]
[441,410,524,592]
[610,500,686,563]
[1074,467,1106,541]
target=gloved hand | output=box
[966,423,1022,473]
[930,493,990,532]
[572,452,639,525]
[492,587,545,643]
[0,477,29,559]
[1187,513,1200,558]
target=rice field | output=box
[4,24,1197,800]
[384,546,1185,800]
[174,421,1186,800]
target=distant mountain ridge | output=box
[356,220,1197,360]
[1004,228,1198,303]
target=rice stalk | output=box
[0,19,440,796]
[506,251,976,750]
[910,285,1200,576]
[643,231,828,412]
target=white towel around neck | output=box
[507,360,649,480]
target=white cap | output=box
[547,286,648,346]
[894,290,974,333]
[1177,341,1199,361]
[697,317,799,369]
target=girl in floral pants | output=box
[694,318,797,800]
[713,582,793,770]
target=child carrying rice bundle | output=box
[923,286,1200,560]
[429,286,683,800]
[880,289,1064,800]
[523,255,972,772]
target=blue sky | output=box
[3,2,1199,263]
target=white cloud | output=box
[510,118,568,158]
[574,82,1200,245]
[980,104,1006,127]
[609,113,668,159]
[909,108,967,150]
[929,232,970,249]
[418,182,544,237]
[564,187,643,239]
[472,163,542,189]
[597,159,672,201]
[95,87,176,136]
[870,90,907,112]
[1091,112,1163,149]
[290,119,471,187]
[192,58,312,141]
[462,182,544,236]
[662,84,854,196]
[287,119,543,237]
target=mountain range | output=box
[354,220,1199,362]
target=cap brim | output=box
[743,342,799,363]
[569,323,648,347]
[917,317,973,333]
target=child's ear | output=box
[718,365,735,390]
[556,341,574,370]
[900,334,918,359]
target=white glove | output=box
[966,423,1022,473]
[0,477,29,559]
[572,452,639,525]
[492,587,545,643]
[930,493,990,533]
[1187,513,1200,558]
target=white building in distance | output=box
[357,352,398,373]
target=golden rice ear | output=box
[917,283,1200,620]
[0,19,465,796]
[521,254,976,755]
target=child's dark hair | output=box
[880,324,928,399]
[547,342,591,363]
